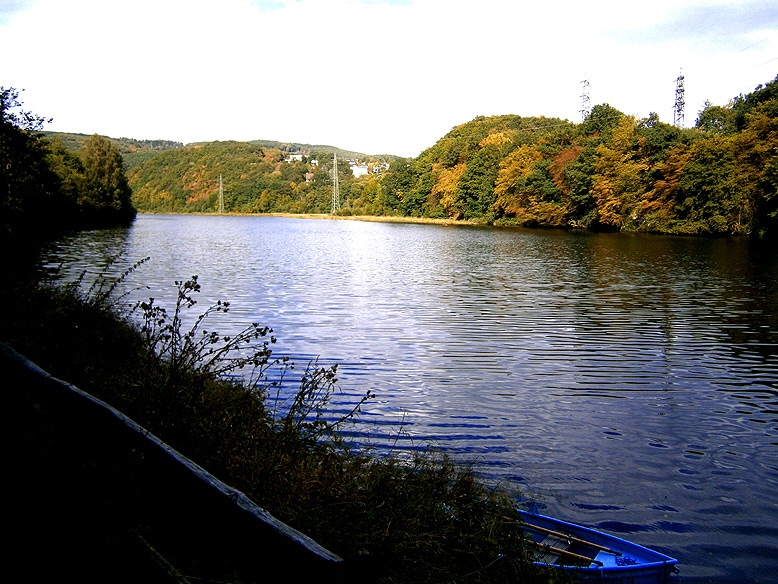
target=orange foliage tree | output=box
[590,117,649,229]
[429,162,468,218]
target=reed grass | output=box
[1,261,557,583]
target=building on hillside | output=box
[350,163,369,178]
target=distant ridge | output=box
[246,139,365,160]
[44,132,185,168]
[44,132,399,168]
[44,131,184,153]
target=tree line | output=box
[128,75,778,237]
[368,74,777,237]
[5,75,777,239]
[1,86,136,251]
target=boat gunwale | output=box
[517,510,679,574]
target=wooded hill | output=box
[126,75,778,236]
[44,132,185,169]
[127,141,391,215]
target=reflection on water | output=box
[43,215,778,583]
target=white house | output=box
[350,163,369,178]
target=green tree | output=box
[46,138,85,212]
[695,100,736,134]
[382,157,421,216]
[675,135,744,234]
[579,103,625,140]
[731,75,778,131]
[79,134,136,225]
[455,134,505,221]
[732,99,778,235]
[560,145,598,227]
[637,112,688,163]
[0,87,63,246]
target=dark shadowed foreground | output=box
[4,343,345,583]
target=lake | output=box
[43,214,778,583]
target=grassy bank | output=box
[1,265,556,583]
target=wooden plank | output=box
[519,520,622,556]
[538,535,568,564]
[528,540,603,567]
[541,535,570,550]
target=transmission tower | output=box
[673,71,685,127]
[218,174,224,213]
[331,153,340,214]
[580,78,591,121]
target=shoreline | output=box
[134,211,765,239]
[137,211,483,227]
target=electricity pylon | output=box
[218,174,224,213]
[580,78,591,122]
[331,153,340,214]
[674,71,685,127]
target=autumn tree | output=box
[637,143,692,232]
[429,162,467,218]
[590,116,649,230]
[493,145,542,220]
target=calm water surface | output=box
[43,215,778,583]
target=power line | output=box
[745,55,778,70]
[738,37,769,52]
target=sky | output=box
[1,0,777,157]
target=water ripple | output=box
[43,215,778,583]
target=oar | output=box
[518,521,623,557]
[527,540,604,567]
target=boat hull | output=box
[518,510,678,584]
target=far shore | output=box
[139,211,484,227]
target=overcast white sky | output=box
[1,0,776,156]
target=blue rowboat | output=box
[518,510,679,583]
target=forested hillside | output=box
[127,75,778,236]
[127,141,394,215]
[384,74,778,236]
